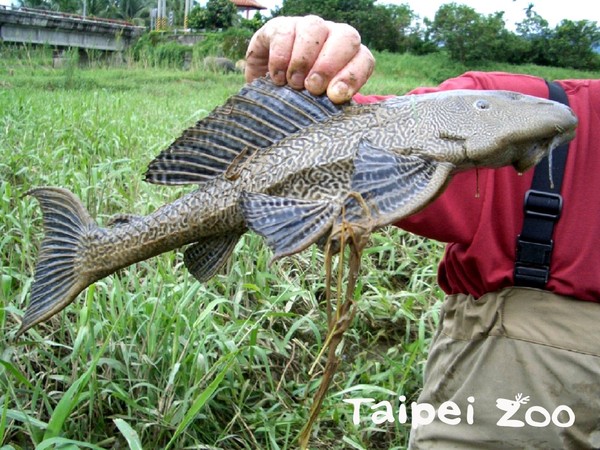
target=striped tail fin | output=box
[17,187,97,338]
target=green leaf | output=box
[43,328,113,440]
[166,351,238,449]
[4,409,48,430]
[0,359,34,389]
[0,395,9,443]
[114,418,143,450]
[35,437,105,450]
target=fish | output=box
[15,77,578,337]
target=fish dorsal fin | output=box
[343,139,454,227]
[184,234,240,282]
[145,77,345,186]
[240,192,340,262]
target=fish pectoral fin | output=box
[240,192,340,262]
[184,234,240,283]
[345,139,455,226]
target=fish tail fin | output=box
[17,187,97,338]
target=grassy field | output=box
[1,48,599,450]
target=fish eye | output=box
[474,99,491,110]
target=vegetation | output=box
[188,0,238,31]
[13,0,600,69]
[275,1,600,70]
[18,0,152,25]
[427,3,600,69]
[275,0,418,54]
[126,27,253,67]
[1,47,600,449]
[192,28,254,61]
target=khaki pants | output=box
[409,287,600,450]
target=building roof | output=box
[230,0,267,10]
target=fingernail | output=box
[272,70,286,84]
[290,71,305,88]
[306,72,325,93]
[330,81,351,102]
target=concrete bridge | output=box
[0,7,144,51]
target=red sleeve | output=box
[407,71,549,97]
[352,93,394,104]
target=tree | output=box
[189,0,237,30]
[429,3,475,62]
[188,5,209,29]
[514,3,551,65]
[17,0,154,23]
[361,5,402,52]
[205,0,238,29]
[277,0,341,21]
[103,0,152,21]
[546,20,600,70]
[17,0,52,9]
[85,0,111,17]
[478,12,514,62]
[240,11,267,32]
[385,4,420,53]
[429,3,509,63]
[18,0,80,12]
[516,3,549,38]
[278,0,421,53]
[515,4,600,70]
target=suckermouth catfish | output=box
[15,77,578,337]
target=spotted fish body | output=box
[17,78,578,336]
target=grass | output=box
[1,47,599,449]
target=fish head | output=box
[395,89,578,173]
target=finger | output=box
[325,45,376,103]
[265,18,298,85]
[245,30,270,83]
[303,22,363,96]
[285,15,329,90]
[245,17,298,85]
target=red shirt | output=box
[354,72,600,302]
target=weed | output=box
[0,54,598,449]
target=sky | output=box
[391,0,599,29]
[255,0,599,30]
[1,0,597,29]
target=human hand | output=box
[245,15,375,103]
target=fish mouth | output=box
[512,126,576,173]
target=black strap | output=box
[514,81,570,288]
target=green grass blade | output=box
[4,409,48,430]
[166,351,238,449]
[0,395,9,443]
[43,359,95,440]
[113,418,143,450]
[35,437,105,450]
[42,328,113,440]
[0,360,33,389]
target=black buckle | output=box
[515,237,553,266]
[514,236,553,287]
[514,264,549,288]
[523,190,563,220]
